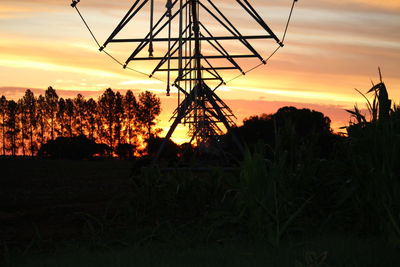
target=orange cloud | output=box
[352,0,400,9]
[0,3,60,19]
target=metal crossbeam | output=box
[131,55,257,60]
[110,35,274,43]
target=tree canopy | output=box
[0,88,161,158]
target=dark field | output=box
[0,158,133,243]
[1,158,399,266]
[6,238,400,267]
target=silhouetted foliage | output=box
[36,95,47,148]
[340,74,400,239]
[65,98,74,137]
[98,88,116,152]
[45,86,58,140]
[38,135,101,159]
[116,143,136,159]
[95,143,112,157]
[114,92,124,147]
[233,106,339,160]
[0,95,7,156]
[0,88,161,157]
[85,98,97,141]
[179,142,195,161]
[123,90,138,146]
[136,91,162,140]
[5,100,19,156]
[148,137,180,160]
[23,90,37,156]
[73,93,85,136]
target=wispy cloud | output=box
[0,58,120,78]
[119,80,163,85]
[351,0,400,9]
[226,86,361,104]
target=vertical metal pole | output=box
[191,0,201,86]
[190,0,202,143]
[149,0,154,57]
[178,0,184,106]
[178,0,184,78]
[188,1,192,125]
[166,0,173,96]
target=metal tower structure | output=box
[71,0,298,154]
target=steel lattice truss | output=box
[72,0,290,152]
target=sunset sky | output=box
[1,0,399,143]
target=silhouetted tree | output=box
[0,87,164,157]
[23,90,37,156]
[114,92,124,146]
[98,88,116,152]
[36,95,47,148]
[17,99,27,156]
[0,96,7,156]
[73,94,86,136]
[136,91,161,140]
[238,113,274,148]
[5,100,19,156]
[274,106,331,137]
[65,98,74,137]
[57,98,67,137]
[95,102,106,144]
[123,90,137,145]
[85,98,97,141]
[234,106,336,160]
[45,86,59,140]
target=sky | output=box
[0,0,399,143]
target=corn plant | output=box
[346,68,392,127]
[237,140,312,247]
[345,69,400,242]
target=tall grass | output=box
[237,139,313,247]
[345,73,400,245]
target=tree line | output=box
[0,87,161,157]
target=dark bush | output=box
[116,143,136,159]
[147,137,180,160]
[233,106,341,159]
[38,135,104,159]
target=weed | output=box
[295,250,328,267]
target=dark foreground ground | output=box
[0,158,132,242]
[1,158,399,267]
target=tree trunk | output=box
[2,117,5,156]
[51,117,54,140]
[30,129,34,157]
